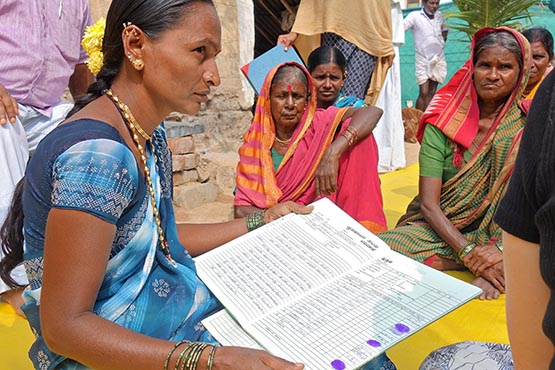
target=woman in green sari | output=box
[378,27,531,300]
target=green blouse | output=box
[271,148,284,172]
[419,125,472,182]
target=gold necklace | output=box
[105,90,151,141]
[105,89,175,265]
[274,136,291,145]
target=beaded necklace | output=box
[105,89,175,265]
[274,136,291,145]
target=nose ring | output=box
[207,72,214,78]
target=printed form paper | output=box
[196,198,482,370]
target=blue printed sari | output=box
[334,93,367,108]
[22,120,221,369]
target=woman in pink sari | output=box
[234,62,387,233]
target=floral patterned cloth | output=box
[419,341,513,370]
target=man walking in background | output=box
[404,0,448,111]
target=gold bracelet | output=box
[344,126,359,144]
[164,340,189,370]
[495,239,503,252]
[175,344,195,370]
[340,126,359,147]
[183,342,208,370]
[207,345,218,370]
[340,129,355,147]
[458,241,476,260]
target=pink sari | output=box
[234,62,386,232]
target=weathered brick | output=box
[173,170,198,186]
[172,153,199,172]
[167,136,195,155]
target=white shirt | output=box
[404,8,447,60]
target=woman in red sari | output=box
[234,62,387,233]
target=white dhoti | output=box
[0,118,29,292]
[415,52,447,85]
[0,102,72,293]
[374,45,406,172]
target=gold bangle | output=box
[345,126,359,144]
[165,340,189,370]
[183,342,208,370]
[175,344,195,370]
[458,241,476,260]
[340,129,355,147]
[340,126,359,147]
[207,345,218,370]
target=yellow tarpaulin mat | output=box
[0,164,508,370]
[0,302,34,370]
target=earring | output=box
[132,59,144,71]
[127,53,144,71]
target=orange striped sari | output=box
[234,62,386,232]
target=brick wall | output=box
[86,1,254,215]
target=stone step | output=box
[174,193,234,224]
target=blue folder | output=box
[241,44,305,95]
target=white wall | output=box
[236,0,255,108]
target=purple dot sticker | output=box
[367,339,382,348]
[393,323,411,335]
[331,359,346,370]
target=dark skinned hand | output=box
[314,147,340,197]
[0,83,18,124]
[265,201,313,223]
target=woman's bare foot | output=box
[471,277,501,300]
[0,287,26,318]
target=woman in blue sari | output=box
[0,1,312,369]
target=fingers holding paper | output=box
[214,347,304,370]
[265,201,313,224]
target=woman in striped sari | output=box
[378,27,531,300]
[234,62,387,233]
